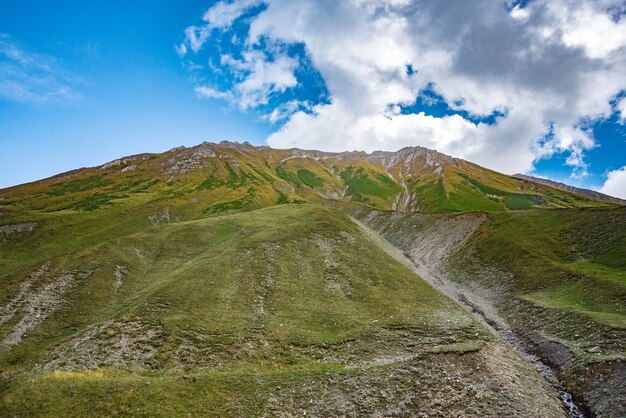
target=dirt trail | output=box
[350,212,585,418]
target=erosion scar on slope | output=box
[349,214,506,327]
[349,213,585,418]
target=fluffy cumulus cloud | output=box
[180,0,626,175]
[220,50,299,109]
[600,166,626,199]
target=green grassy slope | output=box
[0,204,566,416]
[448,208,625,352]
[448,208,626,416]
[0,142,610,222]
[407,162,606,213]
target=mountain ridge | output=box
[1,141,614,217]
[513,173,626,206]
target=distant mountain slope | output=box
[513,173,626,206]
[0,141,611,222]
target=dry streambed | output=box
[351,210,586,418]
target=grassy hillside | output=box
[1,141,620,416]
[0,204,566,416]
[450,208,625,334]
[0,142,609,222]
[447,208,626,416]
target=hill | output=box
[1,204,568,416]
[1,141,623,416]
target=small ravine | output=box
[460,299,586,418]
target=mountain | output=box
[0,141,607,222]
[0,141,623,417]
[513,173,626,206]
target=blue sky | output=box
[1,0,626,198]
[0,0,272,188]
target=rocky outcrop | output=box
[0,222,37,235]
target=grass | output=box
[340,167,402,204]
[275,165,302,187]
[447,207,626,354]
[46,175,110,196]
[460,174,538,210]
[297,169,324,188]
[0,204,495,416]
[3,367,339,417]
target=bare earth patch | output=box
[112,265,128,294]
[0,262,51,327]
[3,273,75,347]
[0,222,37,235]
[42,319,166,371]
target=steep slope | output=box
[0,205,567,416]
[513,174,626,206]
[354,206,626,417]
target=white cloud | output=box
[0,34,81,104]
[538,0,626,59]
[183,0,626,175]
[174,43,187,57]
[195,85,233,101]
[600,166,626,199]
[195,48,299,110]
[263,99,310,123]
[202,0,262,29]
[510,5,530,21]
[184,26,210,53]
[178,0,262,56]
[617,96,626,123]
[268,100,483,156]
[215,49,299,109]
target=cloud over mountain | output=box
[179,0,626,176]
